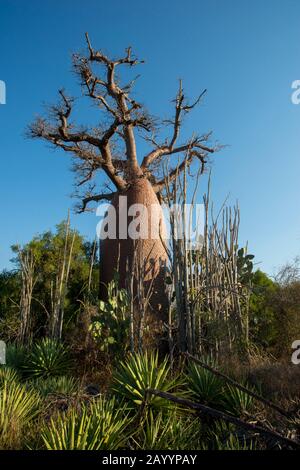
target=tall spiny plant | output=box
[164,171,253,358]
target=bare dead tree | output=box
[28,36,216,205]
[18,247,37,344]
[28,34,219,341]
[49,215,76,340]
[274,257,300,286]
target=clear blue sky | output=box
[0,0,300,275]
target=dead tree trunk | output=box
[100,178,168,350]
[29,34,218,350]
[18,249,36,344]
[50,215,75,340]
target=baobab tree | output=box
[28,34,217,347]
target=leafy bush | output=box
[23,338,72,379]
[41,396,130,450]
[90,279,130,356]
[112,352,184,412]
[249,270,277,348]
[5,343,27,371]
[0,381,40,449]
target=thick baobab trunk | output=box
[99,178,168,351]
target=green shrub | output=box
[89,279,130,356]
[23,338,72,379]
[41,396,130,450]
[112,352,184,412]
[5,343,27,371]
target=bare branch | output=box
[152,149,207,193]
[142,136,216,175]
[82,33,146,176]
[78,191,117,213]
[141,83,210,170]
[29,35,221,204]
[28,89,128,191]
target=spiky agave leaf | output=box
[214,433,257,450]
[29,375,81,398]
[211,422,258,450]
[0,381,41,449]
[89,396,131,449]
[131,405,205,450]
[186,361,225,408]
[23,338,72,379]
[112,352,185,412]
[41,396,130,450]
[0,366,20,387]
[222,384,255,416]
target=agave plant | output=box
[0,366,20,387]
[41,396,130,450]
[223,384,255,416]
[0,381,41,449]
[90,396,131,448]
[30,375,80,398]
[186,361,225,408]
[214,432,257,450]
[202,421,257,450]
[134,410,172,449]
[112,352,184,412]
[134,409,202,450]
[23,338,72,379]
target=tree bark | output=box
[99,178,168,351]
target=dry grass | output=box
[248,361,300,400]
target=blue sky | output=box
[0,0,300,275]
